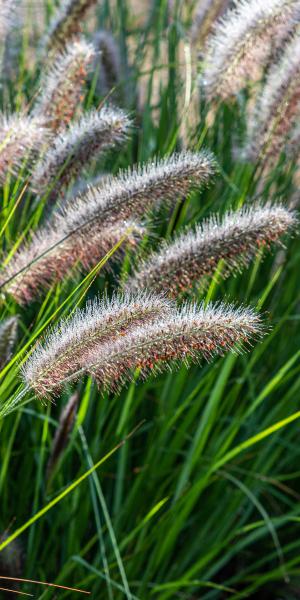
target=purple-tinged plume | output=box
[59,150,216,233]
[33,39,95,131]
[0,114,50,183]
[126,204,297,297]
[84,302,264,394]
[31,107,131,200]
[0,316,18,369]
[43,0,98,54]
[202,0,300,99]
[190,0,231,48]
[0,220,144,305]
[246,34,300,162]
[22,293,173,398]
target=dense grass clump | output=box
[0,1,300,598]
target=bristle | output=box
[0,114,50,183]
[43,0,98,54]
[201,0,300,99]
[84,303,264,394]
[246,34,300,161]
[0,316,18,369]
[126,204,297,296]
[22,292,173,398]
[1,220,144,305]
[33,39,95,131]
[30,107,131,200]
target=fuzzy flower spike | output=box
[190,0,230,48]
[22,299,263,398]
[202,0,300,100]
[126,204,297,297]
[0,114,50,183]
[246,34,300,162]
[43,0,98,53]
[84,302,264,394]
[59,150,216,232]
[33,39,95,131]
[0,150,215,304]
[22,293,173,398]
[31,106,131,200]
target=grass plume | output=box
[31,107,131,200]
[0,220,144,304]
[84,302,264,394]
[0,316,18,369]
[22,293,173,398]
[246,34,300,162]
[201,0,300,99]
[33,39,95,131]
[0,114,50,183]
[43,0,98,54]
[126,204,297,297]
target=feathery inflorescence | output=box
[33,39,95,131]
[0,150,215,304]
[93,31,122,98]
[43,0,98,53]
[201,0,300,99]
[190,0,231,48]
[0,219,144,304]
[126,204,297,297]
[0,114,50,183]
[22,293,173,398]
[83,302,264,394]
[58,150,217,233]
[0,316,18,369]
[246,34,300,162]
[30,107,131,199]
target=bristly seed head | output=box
[33,39,96,131]
[0,316,18,369]
[0,114,50,183]
[83,302,264,394]
[22,292,174,398]
[201,0,300,99]
[30,106,131,200]
[125,204,297,297]
[1,220,144,305]
[246,34,300,162]
[190,0,230,48]
[59,150,217,233]
[42,0,98,54]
